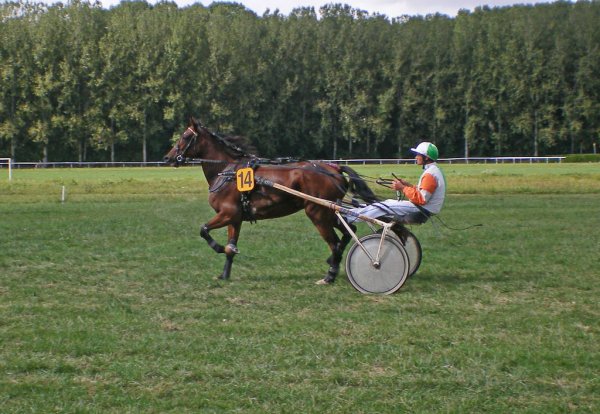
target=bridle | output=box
[174,127,198,164]
[172,123,255,165]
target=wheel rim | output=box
[378,228,422,277]
[345,234,409,295]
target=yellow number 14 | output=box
[236,167,255,192]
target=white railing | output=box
[324,156,565,165]
[4,161,166,169]
[1,156,566,170]
[442,156,565,164]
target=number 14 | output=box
[236,167,255,192]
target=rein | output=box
[178,155,349,197]
[369,176,483,232]
[172,123,371,199]
[181,158,231,165]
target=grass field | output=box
[1,164,599,412]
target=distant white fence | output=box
[324,156,566,165]
[1,156,565,170]
[5,161,167,169]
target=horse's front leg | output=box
[200,214,242,280]
[220,222,242,280]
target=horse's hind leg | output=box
[319,215,358,285]
[322,222,356,284]
[305,206,342,285]
[322,244,342,284]
[335,218,356,257]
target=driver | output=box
[346,142,446,224]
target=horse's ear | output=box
[190,116,203,129]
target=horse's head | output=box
[163,117,203,166]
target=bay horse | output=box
[163,117,379,284]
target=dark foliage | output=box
[0,1,598,162]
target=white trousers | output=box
[346,200,427,224]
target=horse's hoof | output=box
[216,274,229,281]
[315,278,333,285]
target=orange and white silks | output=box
[402,163,446,214]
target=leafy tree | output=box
[27,3,69,162]
[1,0,598,161]
[571,0,600,153]
[0,1,36,160]
[54,1,105,161]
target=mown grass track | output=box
[1,164,599,412]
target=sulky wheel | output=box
[402,231,422,277]
[345,234,409,295]
[377,228,422,277]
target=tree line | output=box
[1,0,598,162]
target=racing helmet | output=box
[410,142,439,161]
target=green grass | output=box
[1,165,599,412]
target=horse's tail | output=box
[339,165,380,204]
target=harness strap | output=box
[240,192,256,223]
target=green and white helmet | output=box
[411,142,439,161]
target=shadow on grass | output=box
[404,271,488,293]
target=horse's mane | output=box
[191,117,257,159]
[217,134,258,158]
[203,127,258,159]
